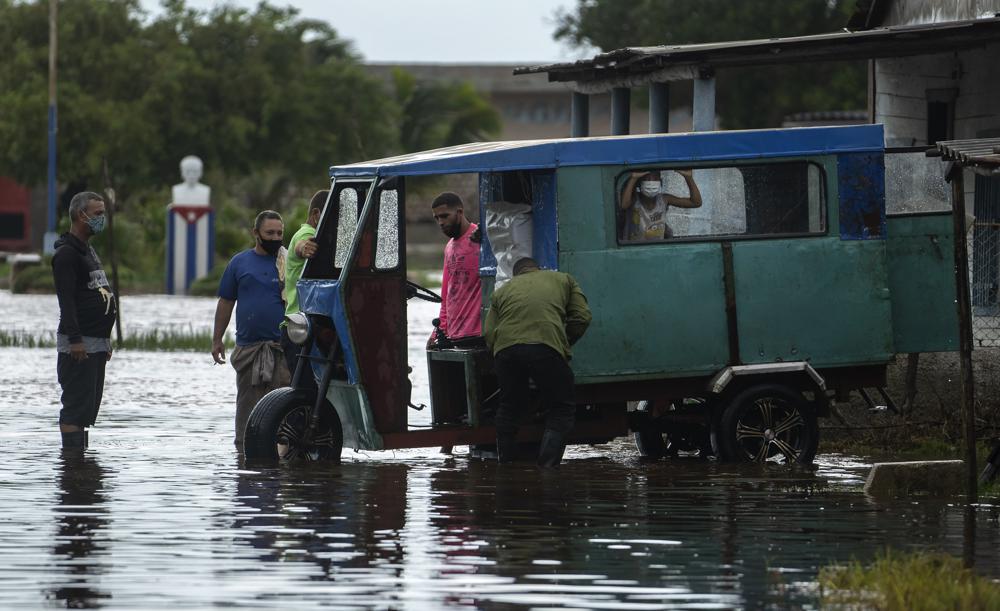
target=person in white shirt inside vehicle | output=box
[620,169,702,241]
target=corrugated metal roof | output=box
[514,17,1000,93]
[330,124,884,178]
[934,138,1000,169]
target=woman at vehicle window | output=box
[620,169,702,241]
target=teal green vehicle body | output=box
[288,123,958,457]
[886,212,960,354]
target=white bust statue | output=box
[171,155,211,206]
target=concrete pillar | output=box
[692,75,716,132]
[649,82,669,134]
[611,87,631,135]
[570,92,590,138]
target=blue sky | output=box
[139,0,594,64]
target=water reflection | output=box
[232,461,408,570]
[48,451,110,608]
[2,291,999,608]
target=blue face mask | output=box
[83,212,106,234]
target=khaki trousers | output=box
[231,342,290,445]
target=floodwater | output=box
[2,290,999,609]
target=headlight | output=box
[285,312,312,345]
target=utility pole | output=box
[44,0,58,254]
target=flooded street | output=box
[2,291,999,609]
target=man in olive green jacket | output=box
[484,257,592,466]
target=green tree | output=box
[0,0,398,195]
[0,0,155,187]
[392,68,501,153]
[0,0,503,290]
[553,0,866,129]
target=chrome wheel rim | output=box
[275,405,339,461]
[734,396,806,463]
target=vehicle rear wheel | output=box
[716,384,818,464]
[632,400,713,459]
[244,387,343,462]
[633,431,669,459]
[632,401,668,459]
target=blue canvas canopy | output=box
[330,124,884,178]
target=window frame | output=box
[614,159,829,246]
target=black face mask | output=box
[259,238,282,256]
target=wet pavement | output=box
[1,291,999,609]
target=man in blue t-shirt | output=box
[211,210,291,446]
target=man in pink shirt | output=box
[427,192,482,347]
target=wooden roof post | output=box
[948,161,978,504]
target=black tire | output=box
[633,430,669,459]
[716,384,818,464]
[244,387,343,463]
[632,399,713,460]
[631,401,667,459]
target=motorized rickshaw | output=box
[243,124,958,464]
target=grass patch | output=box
[406,268,442,289]
[0,328,234,352]
[820,550,1000,610]
[821,435,963,461]
[0,329,56,348]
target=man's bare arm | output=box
[212,298,236,364]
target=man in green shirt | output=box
[280,190,327,389]
[484,257,592,466]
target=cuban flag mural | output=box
[166,204,214,294]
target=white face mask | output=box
[639,181,660,198]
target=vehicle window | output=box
[884,151,950,214]
[375,189,399,270]
[617,161,825,243]
[334,188,359,269]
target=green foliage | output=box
[11,260,54,293]
[553,0,866,129]
[392,69,501,153]
[188,262,226,297]
[819,550,1000,610]
[0,1,500,198]
[0,0,398,192]
[1,1,503,291]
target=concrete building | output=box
[364,63,695,141]
[852,0,1000,316]
[854,0,1000,146]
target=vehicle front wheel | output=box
[244,387,343,463]
[716,384,818,464]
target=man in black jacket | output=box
[52,191,117,449]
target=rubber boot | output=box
[496,432,518,464]
[537,429,567,467]
[61,430,86,449]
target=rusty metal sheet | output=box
[838,152,887,240]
